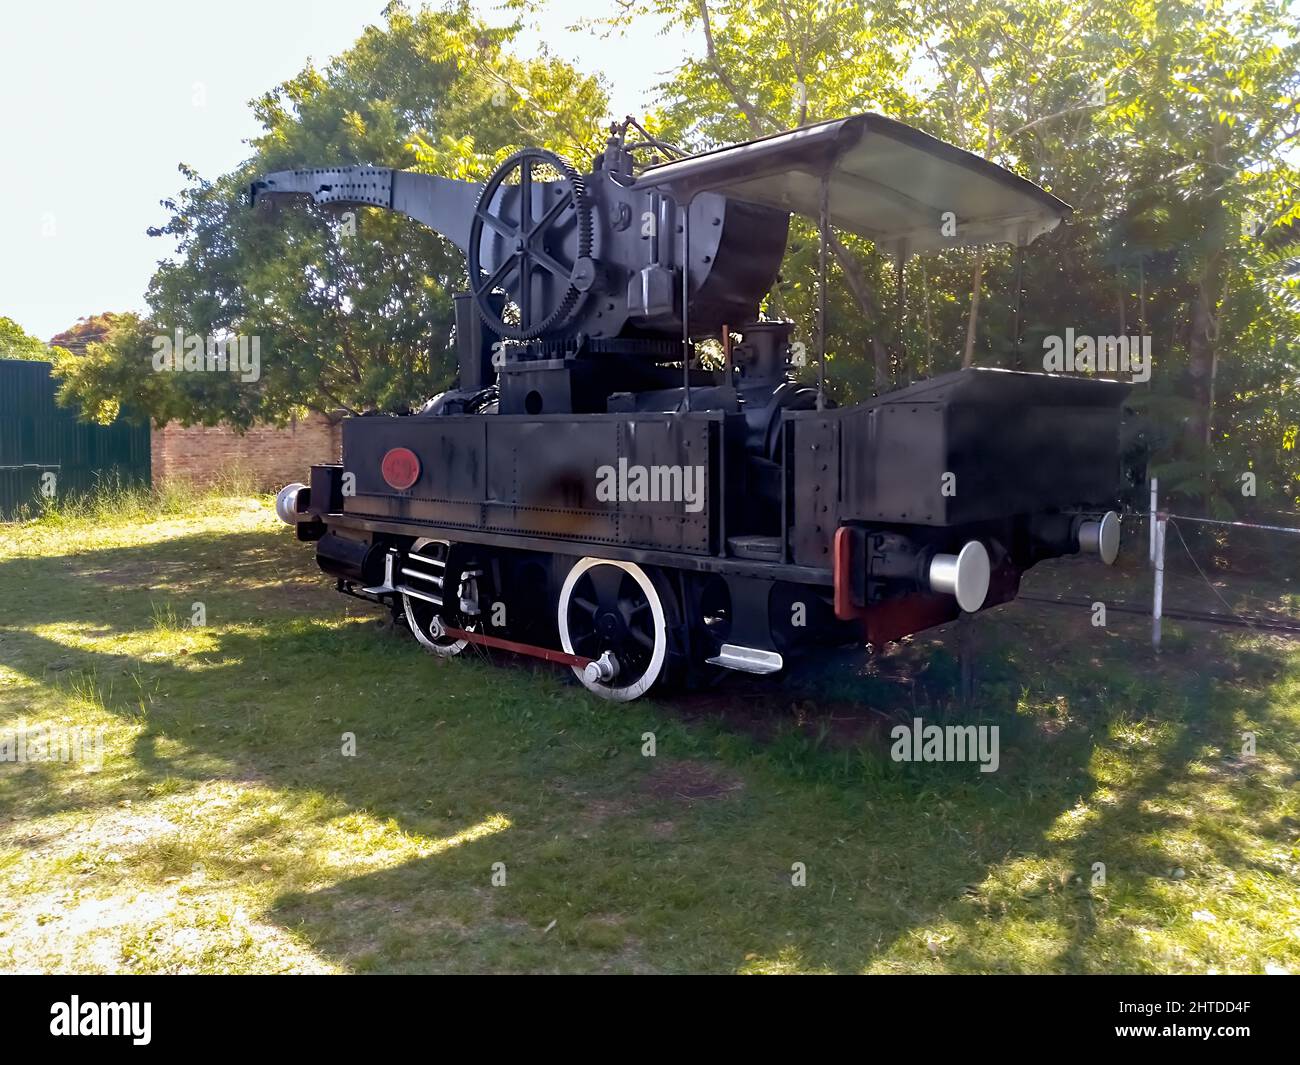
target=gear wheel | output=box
[468,148,594,340]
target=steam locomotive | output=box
[254,112,1125,701]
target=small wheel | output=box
[401,538,471,657]
[557,558,669,702]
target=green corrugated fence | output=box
[0,359,151,519]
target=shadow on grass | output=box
[1,526,1295,973]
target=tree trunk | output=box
[1185,257,1225,451]
[827,230,890,394]
[1185,126,1229,456]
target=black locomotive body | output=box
[257,113,1126,701]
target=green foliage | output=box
[0,316,52,362]
[52,313,162,425]
[623,0,1300,514]
[53,1,608,429]
[52,0,1300,516]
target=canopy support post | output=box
[895,241,908,386]
[816,172,829,412]
[681,198,692,412]
[1011,241,1026,370]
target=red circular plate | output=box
[381,447,421,490]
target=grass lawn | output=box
[1,490,1298,974]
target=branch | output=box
[696,0,776,137]
[826,230,891,383]
[776,0,808,125]
[921,40,966,140]
[313,380,360,417]
[1004,101,1103,140]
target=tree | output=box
[0,317,51,361]
[613,0,1300,509]
[51,314,173,425]
[54,1,608,428]
[48,313,126,356]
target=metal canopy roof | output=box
[635,113,1071,253]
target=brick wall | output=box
[151,413,342,491]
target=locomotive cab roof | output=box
[634,112,1071,254]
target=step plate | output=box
[705,643,784,675]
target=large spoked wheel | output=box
[401,538,472,658]
[467,147,594,340]
[558,558,670,702]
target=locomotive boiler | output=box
[254,112,1126,701]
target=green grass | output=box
[1,491,1298,973]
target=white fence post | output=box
[1149,477,1158,565]
[1152,511,1167,651]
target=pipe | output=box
[681,199,691,411]
[1010,242,1025,369]
[816,172,828,411]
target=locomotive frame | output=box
[255,112,1127,702]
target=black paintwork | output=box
[258,116,1129,669]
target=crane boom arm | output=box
[249,166,483,254]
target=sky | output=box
[0,0,694,342]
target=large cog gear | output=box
[467,148,594,340]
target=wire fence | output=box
[1024,478,1300,645]
[1153,473,1300,643]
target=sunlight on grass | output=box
[738,944,831,975]
[0,489,278,561]
[14,619,222,664]
[316,811,511,872]
[1043,799,1102,843]
[0,762,513,974]
[2,493,1299,973]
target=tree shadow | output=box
[1,528,1294,973]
